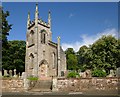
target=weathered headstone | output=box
[107,69,115,77]
[13,69,17,78]
[4,70,8,76]
[80,70,92,78]
[9,70,12,77]
[80,72,86,78]
[110,70,115,76]
[21,72,25,79]
[85,69,91,78]
[18,72,21,78]
[14,69,16,75]
[116,67,120,77]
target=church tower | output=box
[25,4,66,79]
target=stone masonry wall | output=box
[2,79,24,92]
[57,77,119,92]
[2,77,119,93]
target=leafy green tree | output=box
[65,48,75,58]
[1,8,12,71]
[77,45,94,71]
[1,8,12,48]
[65,48,78,70]
[75,35,120,76]
[3,40,26,74]
[1,9,26,74]
[77,45,88,71]
[67,54,78,70]
[115,39,120,68]
[91,35,119,74]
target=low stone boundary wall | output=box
[2,78,24,92]
[2,77,120,93]
[57,77,119,92]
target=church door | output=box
[39,63,47,78]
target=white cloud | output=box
[61,28,118,52]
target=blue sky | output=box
[3,2,118,51]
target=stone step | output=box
[30,79,52,92]
[30,88,52,92]
[39,77,52,80]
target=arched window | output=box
[29,53,34,69]
[41,29,46,44]
[29,30,34,45]
[41,33,46,44]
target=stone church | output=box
[25,4,66,79]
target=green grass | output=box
[27,77,38,81]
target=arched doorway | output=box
[39,60,48,78]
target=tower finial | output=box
[27,11,30,28]
[48,10,51,30]
[35,3,39,26]
[36,3,38,12]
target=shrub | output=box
[92,69,107,77]
[67,71,80,78]
[27,76,38,81]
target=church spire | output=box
[48,10,51,30]
[27,11,30,28]
[35,3,39,26]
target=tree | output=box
[65,48,78,70]
[65,48,75,58]
[1,9,26,74]
[115,39,120,68]
[77,45,88,71]
[90,35,119,74]
[1,7,12,48]
[67,54,78,70]
[75,35,120,76]
[1,8,12,71]
[2,40,26,74]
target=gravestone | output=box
[9,70,12,77]
[4,70,8,76]
[85,69,91,78]
[110,70,115,76]
[116,67,120,77]
[107,69,115,77]
[80,70,91,78]
[13,69,17,78]
[80,72,86,78]
[21,72,25,79]
[18,72,21,78]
